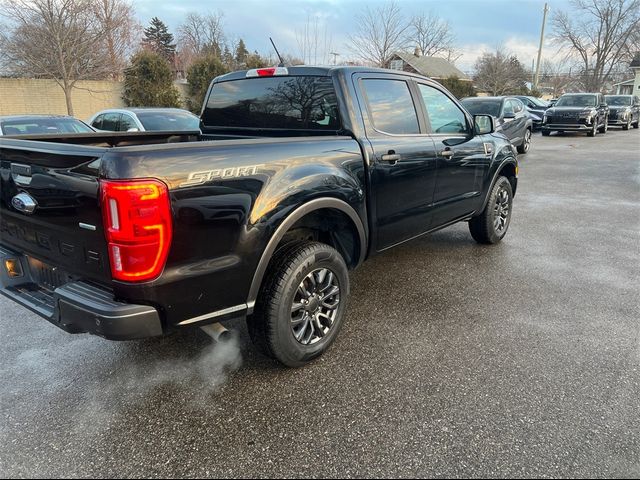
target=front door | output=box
[415,83,490,224]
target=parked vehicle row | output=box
[542,93,640,136]
[0,115,95,135]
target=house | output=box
[614,78,635,95]
[388,49,471,83]
[617,52,640,95]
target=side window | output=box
[92,114,104,130]
[120,114,138,131]
[512,99,524,113]
[361,79,420,135]
[417,84,468,134]
[503,100,515,116]
[101,113,120,131]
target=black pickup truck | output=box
[0,66,518,367]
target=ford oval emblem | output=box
[11,192,38,215]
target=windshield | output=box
[136,111,200,131]
[1,117,93,135]
[461,99,501,117]
[555,95,597,107]
[203,76,340,130]
[527,97,549,108]
[604,95,632,106]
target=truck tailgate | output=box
[0,140,110,286]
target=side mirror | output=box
[503,112,516,119]
[127,127,140,132]
[474,115,494,135]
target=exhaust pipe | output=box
[201,322,231,342]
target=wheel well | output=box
[277,208,362,269]
[498,162,517,195]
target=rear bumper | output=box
[0,245,162,340]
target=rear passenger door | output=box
[355,73,439,250]
[415,82,489,224]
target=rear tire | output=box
[517,128,532,154]
[469,176,513,245]
[248,241,349,368]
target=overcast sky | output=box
[135,0,573,72]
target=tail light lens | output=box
[100,179,172,282]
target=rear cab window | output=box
[202,76,340,131]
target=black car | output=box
[515,95,550,130]
[541,93,608,137]
[604,95,640,130]
[461,96,533,154]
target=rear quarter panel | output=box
[102,137,367,326]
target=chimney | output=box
[414,46,422,57]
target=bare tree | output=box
[0,0,111,115]
[473,49,530,95]
[348,1,409,67]
[408,11,455,57]
[94,0,140,80]
[553,0,640,91]
[539,59,576,97]
[177,12,225,68]
[295,15,333,65]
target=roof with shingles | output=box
[392,52,471,81]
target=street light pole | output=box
[534,3,550,90]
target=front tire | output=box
[517,128,532,154]
[588,122,597,137]
[622,119,631,130]
[598,117,608,134]
[469,176,514,244]
[541,130,550,137]
[248,241,349,368]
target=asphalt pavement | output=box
[1,128,639,478]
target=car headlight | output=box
[543,115,548,123]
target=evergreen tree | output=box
[142,17,176,62]
[234,39,249,65]
[186,55,228,112]
[123,51,182,107]
[222,45,235,70]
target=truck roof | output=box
[215,65,436,82]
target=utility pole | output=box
[534,2,550,90]
[330,52,340,65]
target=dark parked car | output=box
[604,95,640,130]
[461,96,533,154]
[0,66,518,367]
[515,95,550,130]
[88,108,200,132]
[0,115,95,135]
[541,93,608,137]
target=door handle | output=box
[381,152,401,163]
[441,149,454,158]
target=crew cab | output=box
[0,67,518,367]
[541,93,609,137]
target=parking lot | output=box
[0,129,638,478]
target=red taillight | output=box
[100,179,172,282]
[246,67,289,78]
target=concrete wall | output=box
[0,79,125,121]
[0,78,192,121]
